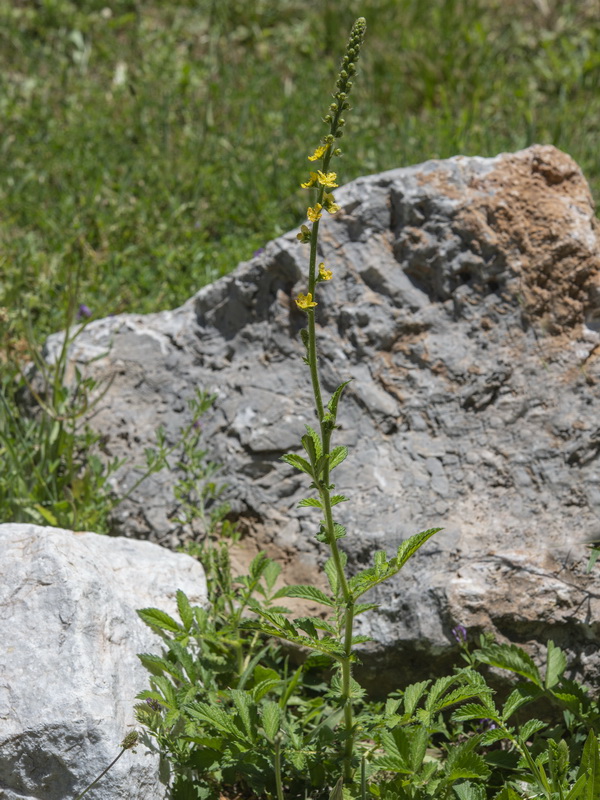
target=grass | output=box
[2,0,600,351]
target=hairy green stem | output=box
[306,264,355,781]
[274,733,285,800]
[298,17,366,785]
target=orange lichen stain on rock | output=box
[464,145,600,337]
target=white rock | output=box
[0,523,207,800]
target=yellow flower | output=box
[318,263,333,281]
[308,144,328,162]
[296,292,318,310]
[296,224,312,243]
[317,170,338,188]
[301,172,319,189]
[323,192,340,214]
[307,204,322,222]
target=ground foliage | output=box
[2,0,600,343]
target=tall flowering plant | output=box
[242,16,441,787]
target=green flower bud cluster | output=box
[323,17,366,151]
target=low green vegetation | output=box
[2,0,600,346]
[2,6,600,798]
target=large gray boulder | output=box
[47,145,600,692]
[0,524,207,800]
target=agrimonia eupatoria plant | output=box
[135,17,600,800]
[238,15,441,788]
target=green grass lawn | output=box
[2,0,600,347]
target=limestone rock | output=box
[0,523,207,800]
[46,145,600,692]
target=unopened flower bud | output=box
[120,731,139,750]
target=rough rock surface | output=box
[0,523,207,800]
[47,145,600,692]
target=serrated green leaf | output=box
[354,602,379,616]
[349,529,441,600]
[263,559,282,590]
[261,700,281,741]
[138,653,180,679]
[167,639,196,683]
[403,681,430,715]
[137,607,182,633]
[273,584,335,606]
[324,557,339,595]
[425,675,460,711]
[304,426,322,458]
[310,618,337,635]
[375,754,412,774]
[409,724,429,772]
[255,608,299,636]
[333,522,346,540]
[445,748,490,782]
[186,702,239,736]
[475,642,542,687]
[249,551,270,580]
[330,494,349,505]
[253,678,280,702]
[518,718,547,741]
[230,689,255,742]
[298,497,323,508]
[282,453,313,476]
[378,729,411,773]
[454,781,487,800]
[294,616,319,638]
[176,590,194,631]
[481,727,510,746]
[329,446,348,470]
[552,690,584,716]
[452,703,499,723]
[327,380,352,421]
[432,684,488,713]
[302,433,318,466]
[395,527,441,571]
[502,686,542,721]
[545,640,567,690]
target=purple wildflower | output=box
[253,247,265,257]
[77,303,92,320]
[478,718,498,731]
[451,624,468,644]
